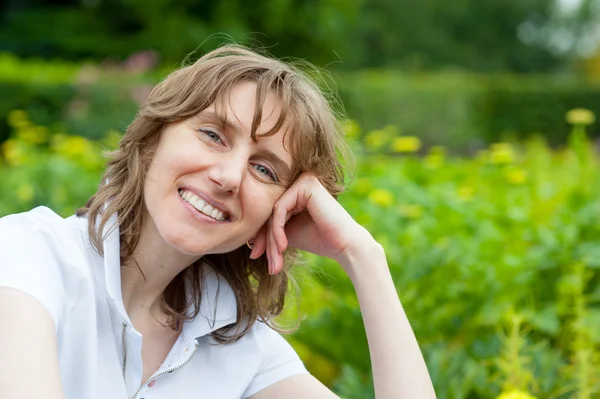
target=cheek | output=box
[151,131,201,176]
[244,185,286,222]
[148,150,197,185]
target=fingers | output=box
[272,205,291,254]
[271,182,309,253]
[250,223,267,260]
[268,175,318,273]
[267,219,283,275]
[249,221,283,275]
[251,174,323,275]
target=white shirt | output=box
[0,207,307,399]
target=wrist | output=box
[337,234,387,282]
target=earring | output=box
[246,241,254,250]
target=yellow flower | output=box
[565,108,595,126]
[2,139,24,166]
[457,186,475,201]
[424,146,446,168]
[369,189,394,207]
[17,125,49,145]
[365,125,399,151]
[489,143,516,164]
[496,389,537,399]
[67,136,92,157]
[51,134,104,170]
[391,136,422,153]
[365,129,389,150]
[398,204,423,219]
[7,110,29,129]
[505,168,528,185]
[16,184,34,202]
[341,119,361,140]
[53,135,92,158]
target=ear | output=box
[249,222,268,259]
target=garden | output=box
[2,1,600,397]
[2,93,599,398]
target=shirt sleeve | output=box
[0,208,67,331]
[242,322,308,398]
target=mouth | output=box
[178,189,231,222]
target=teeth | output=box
[179,190,227,221]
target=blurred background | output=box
[1,1,600,398]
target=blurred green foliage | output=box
[2,110,599,399]
[3,55,600,150]
[339,71,600,149]
[0,0,590,72]
[0,54,143,143]
[0,109,116,216]
[290,119,600,398]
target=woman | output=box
[0,45,435,399]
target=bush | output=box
[336,70,481,150]
[0,53,143,143]
[475,75,600,145]
[0,110,112,216]
[289,120,600,398]
[337,71,600,151]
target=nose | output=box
[207,153,247,196]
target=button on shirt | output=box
[0,207,307,399]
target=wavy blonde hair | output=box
[78,45,352,343]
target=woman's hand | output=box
[250,173,377,275]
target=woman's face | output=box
[143,81,294,257]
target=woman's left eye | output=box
[253,164,278,182]
[199,128,223,144]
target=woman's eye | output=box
[199,128,223,144]
[253,164,278,182]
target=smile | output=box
[178,189,229,221]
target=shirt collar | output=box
[101,212,238,339]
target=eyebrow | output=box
[255,148,292,182]
[197,111,293,182]
[197,111,238,134]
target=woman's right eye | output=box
[199,128,224,144]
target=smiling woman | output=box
[0,45,436,399]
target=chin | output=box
[161,229,239,258]
[155,223,199,255]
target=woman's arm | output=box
[0,288,65,399]
[340,240,436,399]
[251,241,435,399]
[250,174,436,398]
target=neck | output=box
[120,218,201,323]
